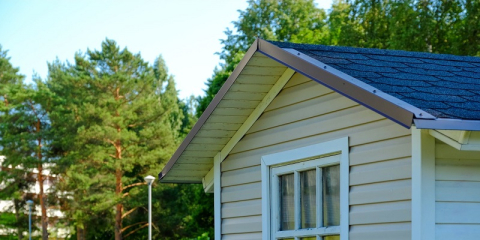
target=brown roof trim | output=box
[159,39,260,181]
[257,39,414,128]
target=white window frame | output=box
[261,137,349,240]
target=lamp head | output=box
[144,175,155,185]
[26,200,34,206]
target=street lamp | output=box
[26,200,34,240]
[144,175,155,240]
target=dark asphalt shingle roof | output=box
[270,41,480,120]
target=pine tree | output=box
[47,39,183,240]
[0,46,53,240]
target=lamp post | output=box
[26,200,33,240]
[144,175,155,240]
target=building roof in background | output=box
[271,41,480,120]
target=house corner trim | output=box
[412,126,436,240]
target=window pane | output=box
[324,235,340,240]
[280,173,295,230]
[300,169,316,229]
[323,165,340,226]
[300,237,316,240]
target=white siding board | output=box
[265,80,334,111]
[436,202,480,224]
[217,99,260,109]
[349,136,412,166]
[176,157,212,164]
[222,182,261,203]
[436,159,480,181]
[223,119,409,171]
[222,233,262,240]
[229,83,273,93]
[187,143,224,151]
[240,66,286,75]
[223,91,266,101]
[232,106,383,154]
[350,201,411,225]
[248,93,357,133]
[247,55,285,67]
[221,166,261,187]
[190,137,231,145]
[195,130,236,138]
[207,115,248,123]
[350,158,411,185]
[181,150,219,158]
[283,72,311,89]
[436,181,480,202]
[169,163,212,171]
[350,222,411,240]
[436,224,480,240]
[202,122,243,131]
[350,179,412,205]
[236,74,279,85]
[222,215,262,234]
[212,108,255,116]
[434,142,480,240]
[222,199,261,218]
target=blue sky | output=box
[0,0,332,100]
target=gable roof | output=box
[159,39,480,183]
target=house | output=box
[159,39,480,240]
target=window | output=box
[261,137,349,240]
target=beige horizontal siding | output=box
[222,232,262,240]
[350,157,411,186]
[350,179,411,205]
[220,76,412,239]
[222,215,262,234]
[222,182,261,203]
[222,199,261,218]
[350,222,411,240]
[350,200,411,225]
[436,224,480,240]
[435,142,480,240]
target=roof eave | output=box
[158,39,260,181]
[414,118,480,131]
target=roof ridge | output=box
[268,40,480,63]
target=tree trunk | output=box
[36,119,48,240]
[38,164,48,240]
[115,168,123,240]
[114,88,123,240]
[76,225,86,240]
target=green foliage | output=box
[197,0,480,117]
[0,46,46,239]
[46,39,209,239]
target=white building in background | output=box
[0,156,70,239]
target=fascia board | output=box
[415,118,480,131]
[257,39,416,128]
[158,39,260,181]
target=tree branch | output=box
[122,207,138,219]
[122,182,146,191]
[123,223,149,238]
[120,221,146,233]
